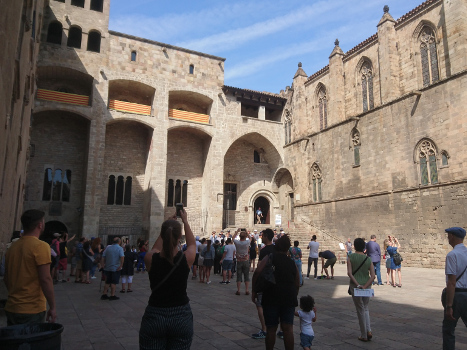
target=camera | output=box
[176,203,184,217]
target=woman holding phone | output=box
[139,207,196,350]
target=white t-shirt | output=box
[446,243,467,288]
[223,244,236,261]
[308,241,319,258]
[297,310,315,336]
[234,240,249,260]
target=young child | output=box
[295,295,317,350]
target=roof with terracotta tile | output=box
[305,65,329,84]
[396,0,441,25]
[343,33,378,60]
[222,85,287,101]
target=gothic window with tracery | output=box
[420,27,439,87]
[107,174,132,205]
[418,140,438,185]
[352,129,361,166]
[361,62,374,112]
[310,163,322,202]
[318,86,327,130]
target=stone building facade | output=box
[2,0,465,268]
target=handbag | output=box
[348,256,369,295]
[254,253,276,293]
[393,252,403,265]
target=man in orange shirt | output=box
[4,209,56,325]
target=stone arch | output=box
[42,221,68,243]
[272,167,295,223]
[33,105,93,121]
[67,25,82,48]
[108,79,156,107]
[412,20,439,42]
[167,124,214,139]
[413,137,439,163]
[46,21,63,45]
[168,90,213,115]
[250,190,277,226]
[106,116,155,129]
[37,66,94,98]
[272,167,294,191]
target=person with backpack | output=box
[386,236,402,287]
[213,239,222,275]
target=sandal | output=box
[398,284,402,288]
[120,290,126,293]
[245,291,250,295]
[127,289,133,292]
[358,337,368,342]
[85,281,91,284]
[367,332,372,340]
[235,291,241,295]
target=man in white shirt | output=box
[306,235,319,280]
[219,238,236,284]
[233,230,250,295]
[443,226,467,350]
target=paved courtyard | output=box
[1,263,467,349]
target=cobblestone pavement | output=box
[1,263,467,349]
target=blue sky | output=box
[109,0,424,94]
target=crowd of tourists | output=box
[2,208,466,350]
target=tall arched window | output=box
[310,163,322,202]
[46,21,63,45]
[115,175,124,205]
[124,176,132,205]
[417,139,438,185]
[167,179,174,206]
[420,27,439,87]
[90,0,103,12]
[182,180,188,207]
[87,31,101,53]
[351,128,361,166]
[361,61,374,112]
[317,86,327,130]
[107,175,115,204]
[67,26,82,48]
[441,151,449,167]
[175,180,181,204]
[42,168,53,200]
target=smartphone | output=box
[176,203,184,217]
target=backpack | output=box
[253,253,276,293]
[393,252,403,265]
[216,245,225,258]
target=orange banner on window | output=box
[109,100,151,116]
[37,89,89,106]
[169,109,210,124]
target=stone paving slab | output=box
[1,264,467,349]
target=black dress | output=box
[122,251,137,276]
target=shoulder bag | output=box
[254,253,276,293]
[348,256,369,295]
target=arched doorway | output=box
[254,196,270,225]
[41,220,68,243]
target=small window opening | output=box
[87,31,101,53]
[131,51,137,62]
[71,0,85,8]
[189,64,194,74]
[90,0,104,12]
[67,26,82,48]
[254,151,260,163]
[46,22,63,45]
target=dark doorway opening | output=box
[42,221,68,244]
[254,196,270,225]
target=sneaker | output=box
[226,281,231,284]
[91,276,97,279]
[252,330,267,339]
[305,277,310,280]
[206,281,211,284]
[314,277,317,280]
[61,279,67,283]
[277,331,284,339]
[220,281,226,284]
[100,294,109,300]
[108,296,120,301]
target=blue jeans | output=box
[137,252,146,271]
[295,260,303,285]
[373,261,382,285]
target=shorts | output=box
[121,275,133,284]
[236,260,250,282]
[300,333,314,348]
[58,258,68,271]
[193,253,199,266]
[71,256,77,268]
[104,270,121,285]
[254,292,263,307]
[203,259,213,268]
[324,257,337,268]
[222,260,233,271]
[262,304,295,327]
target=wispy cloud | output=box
[176,0,346,53]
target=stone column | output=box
[328,40,345,123]
[291,63,307,134]
[377,6,400,104]
[442,0,467,76]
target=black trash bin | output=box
[0,323,63,350]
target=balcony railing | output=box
[169,109,210,124]
[37,89,89,106]
[108,99,151,116]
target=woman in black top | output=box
[249,236,257,272]
[139,209,196,350]
[120,245,138,293]
[252,234,299,350]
